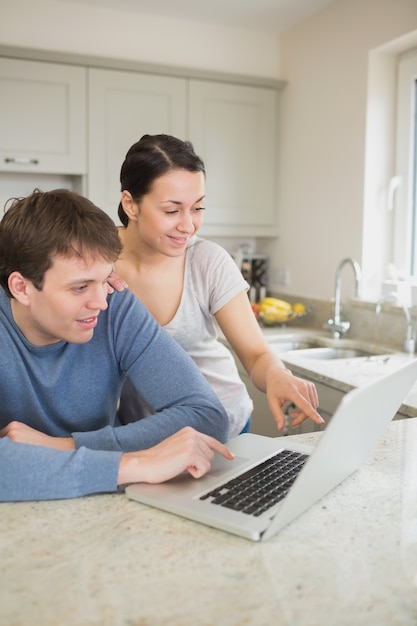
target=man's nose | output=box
[88,286,108,311]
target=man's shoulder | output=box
[105,287,152,322]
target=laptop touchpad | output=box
[209,453,249,477]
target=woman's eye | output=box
[164,207,205,215]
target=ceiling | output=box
[63,0,337,33]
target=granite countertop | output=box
[2,418,417,626]
[258,325,417,418]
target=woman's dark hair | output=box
[0,188,122,298]
[118,134,206,226]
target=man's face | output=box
[12,253,113,346]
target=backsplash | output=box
[268,292,417,353]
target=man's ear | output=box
[121,190,139,221]
[8,272,32,305]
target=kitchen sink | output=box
[286,346,382,360]
[267,334,393,360]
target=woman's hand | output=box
[264,366,324,430]
[107,269,128,294]
[216,291,324,432]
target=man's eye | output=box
[165,210,179,215]
[73,285,87,293]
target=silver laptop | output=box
[126,358,417,541]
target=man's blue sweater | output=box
[0,288,229,501]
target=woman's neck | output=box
[118,225,171,270]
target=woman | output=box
[115,134,323,438]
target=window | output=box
[394,49,417,278]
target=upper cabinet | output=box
[188,80,278,237]
[88,71,279,234]
[0,53,282,235]
[87,68,187,223]
[0,58,86,174]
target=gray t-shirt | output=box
[163,237,253,437]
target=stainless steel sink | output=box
[267,334,393,360]
[287,346,381,360]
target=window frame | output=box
[394,49,417,278]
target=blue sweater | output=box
[0,288,229,501]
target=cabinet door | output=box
[88,68,186,223]
[0,58,86,175]
[188,80,278,237]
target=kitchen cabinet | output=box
[0,58,86,174]
[189,80,278,237]
[0,53,281,233]
[87,68,187,223]
[87,68,279,231]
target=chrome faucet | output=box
[376,292,415,354]
[325,257,362,339]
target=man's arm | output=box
[118,427,234,484]
[0,291,230,454]
[72,298,230,452]
[0,428,234,502]
[0,437,121,501]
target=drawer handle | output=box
[5,157,39,165]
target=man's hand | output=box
[0,421,75,450]
[118,427,235,486]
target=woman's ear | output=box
[8,272,31,305]
[121,190,139,222]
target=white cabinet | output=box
[88,71,280,232]
[0,58,86,174]
[188,80,278,237]
[0,55,281,234]
[87,68,187,223]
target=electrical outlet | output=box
[276,268,290,286]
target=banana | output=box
[258,297,306,325]
[261,308,291,323]
[259,297,293,324]
[260,297,292,312]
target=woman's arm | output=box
[215,291,324,431]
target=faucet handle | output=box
[324,318,350,337]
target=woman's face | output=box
[131,169,206,257]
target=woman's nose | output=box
[177,212,195,233]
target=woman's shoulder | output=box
[187,236,233,264]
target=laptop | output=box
[126,358,417,541]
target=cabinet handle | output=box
[5,157,39,165]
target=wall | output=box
[272,0,417,302]
[0,0,280,79]
[2,0,417,304]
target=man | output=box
[0,189,232,501]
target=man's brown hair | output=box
[0,188,122,298]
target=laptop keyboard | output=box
[200,449,309,517]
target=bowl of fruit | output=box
[254,297,307,326]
